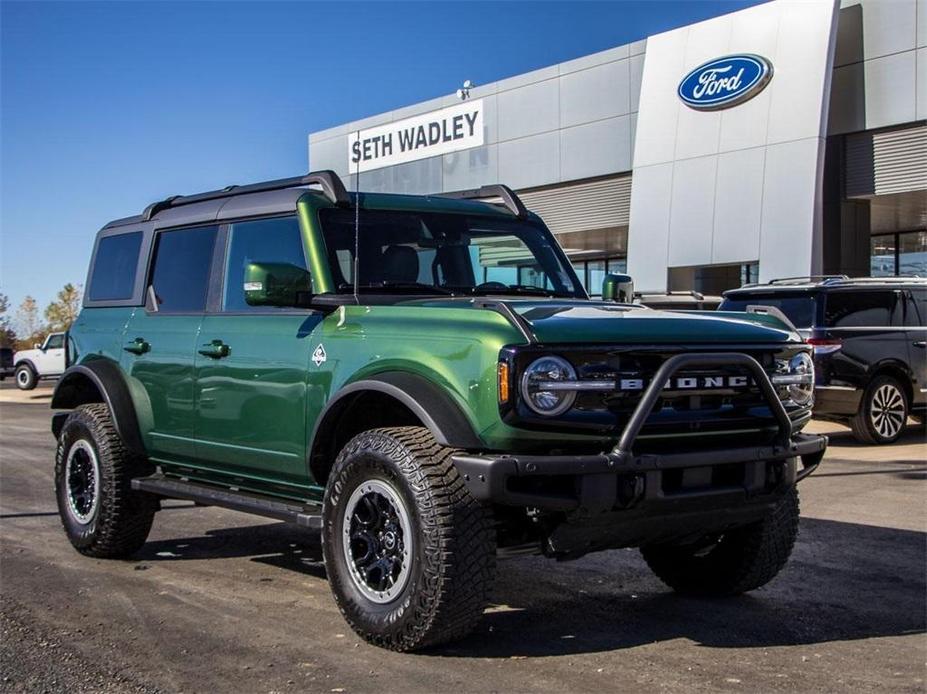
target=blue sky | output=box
[1,0,765,314]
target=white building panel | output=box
[628,0,839,290]
[712,147,765,264]
[759,138,823,282]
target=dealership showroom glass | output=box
[310,0,926,296]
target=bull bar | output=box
[453,352,827,514]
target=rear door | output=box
[905,288,927,408]
[823,289,909,389]
[120,224,218,463]
[193,215,322,490]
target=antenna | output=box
[353,129,361,303]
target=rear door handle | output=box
[123,338,150,355]
[198,340,231,359]
[914,341,926,348]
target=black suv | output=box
[721,276,926,444]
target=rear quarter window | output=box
[88,231,143,301]
[824,290,899,328]
[718,294,818,329]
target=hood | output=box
[400,298,800,344]
[13,348,41,362]
[511,302,799,344]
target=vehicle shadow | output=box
[135,522,327,579]
[133,516,925,658]
[431,517,926,658]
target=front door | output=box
[194,216,322,491]
[120,224,218,463]
[38,333,66,375]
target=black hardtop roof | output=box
[101,171,528,231]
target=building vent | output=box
[518,174,632,236]
[845,124,927,198]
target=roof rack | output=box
[767,275,849,286]
[141,170,350,222]
[436,184,528,219]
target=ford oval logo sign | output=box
[678,54,773,111]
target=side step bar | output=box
[131,475,323,530]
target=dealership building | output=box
[309,0,926,295]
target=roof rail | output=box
[767,275,849,286]
[436,184,528,219]
[141,170,350,221]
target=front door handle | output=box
[123,338,150,355]
[198,340,231,359]
[914,341,926,348]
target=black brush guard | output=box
[453,353,826,515]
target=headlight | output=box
[520,356,577,416]
[773,352,815,406]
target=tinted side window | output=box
[223,216,307,311]
[88,231,143,301]
[149,226,218,312]
[824,291,896,328]
[45,334,64,349]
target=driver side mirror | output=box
[244,262,313,308]
[601,273,634,303]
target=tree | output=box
[15,296,43,347]
[45,283,82,333]
[0,293,17,347]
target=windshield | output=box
[317,208,584,298]
[719,294,818,328]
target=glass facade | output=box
[572,257,627,296]
[871,231,927,277]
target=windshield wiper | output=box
[463,284,560,297]
[340,282,454,295]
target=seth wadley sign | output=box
[348,99,484,173]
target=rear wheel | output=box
[322,426,496,651]
[850,375,909,444]
[55,403,157,557]
[15,364,37,390]
[641,487,799,596]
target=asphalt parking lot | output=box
[1,383,924,693]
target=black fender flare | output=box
[14,359,36,374]
[51,361,145,456]
[310,371,484,453]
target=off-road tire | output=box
[55,403,157,558]
[322,426,496,651]
[850,375,909,445]
[14,364,37,390]
[641,487,799,596]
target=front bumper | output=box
[453,432,825,513]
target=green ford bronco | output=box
[52,171,826,651]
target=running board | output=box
[131,475,323,529]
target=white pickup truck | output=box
[13,332,66,390]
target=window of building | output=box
[871,231,926,277]
[149,226,218,312]
[88,231,143,302]
[223,216,307,312]
[571,257,627,296]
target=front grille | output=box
[503,344,806,442]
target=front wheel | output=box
[641,487,799,596]
[15,364,37,390]
[851,375,909,445]
[322,426,496,651]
